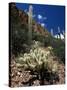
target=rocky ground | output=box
[9,56,65,87]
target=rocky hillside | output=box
[9,3,49,37]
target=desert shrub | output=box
[11,23,29,55]
[32,31,52,47]
[51,39,65,64]
[43,36,51,47]
[53,44,65,63]
[10,3,29,55]
[32,32,44,44]
[43,35,65,64]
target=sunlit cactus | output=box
[16,41,59,85]
[16,41,58,74]
[28,5,33,45]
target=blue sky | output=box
[16,3,65,35]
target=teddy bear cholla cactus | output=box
[16,41,59,85]
[16,46,58,74]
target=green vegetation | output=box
[52,39,65,64]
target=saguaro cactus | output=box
[28,5,33,45]
[62,30,65,39]
[58,26,61,39]
[51,28,53,36]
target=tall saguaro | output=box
[51,28,53,36]
[28,5,33,45]
[58,26,61,39]
[62,30,65,39]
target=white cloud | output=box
[41,23,45,27]
[38,14,42,19]
[37,14,47,21]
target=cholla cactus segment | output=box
[47,59,58,74]
[52,63,58,73]
[18,57,23,61]
[32,40,42,50]
[48,46,53,50]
